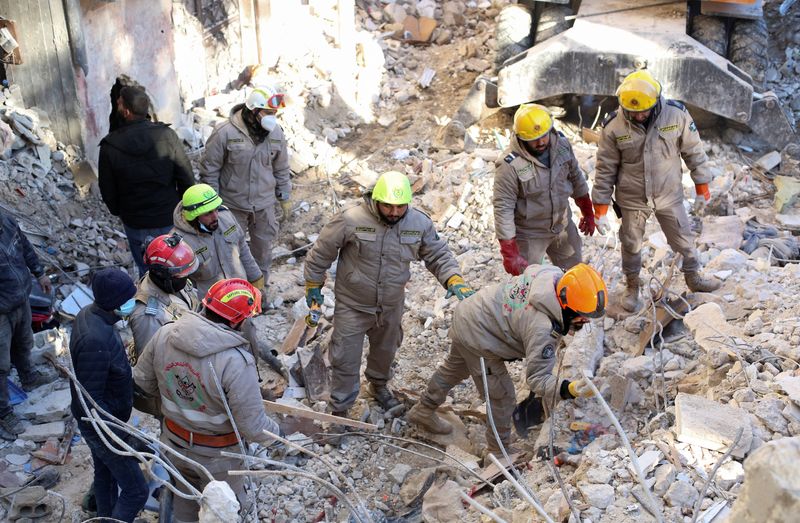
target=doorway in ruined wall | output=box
[182,0,259,96]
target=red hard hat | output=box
[144,233,199,279]
[202,278,261,324]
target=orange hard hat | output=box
[202,278,261,324]
[556,263,607,318]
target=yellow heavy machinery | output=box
[455,0,795,148]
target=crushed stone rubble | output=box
[1,0,800,521]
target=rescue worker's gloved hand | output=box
[249,275,266,291]
[567,378,594,398]
[574,194,595,236]
[498,239,528,276]
[445,275,474,301]
[37,274,52,295]
[693,183,711,214]
[280,200,292,221]
[305,282,323,307]
[594,204,610,235]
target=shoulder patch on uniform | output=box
[355,226,376,233]
[615,134,632,143]
[223,224,237,236]
[557,130,565,138]
[658,124,680,133]
[601,111,617,128]
[504,152,519,164]
[195,246,208,255]
[666,99,686,111]
[145,296,159,316]
[689,121,697,132]
[542,345,555,359]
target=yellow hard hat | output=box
[617,70,661,112]
[556,263,607,318]
[513,103,553,141]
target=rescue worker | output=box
[200,84,291,300]
[494,104,595,275]
[70,268,148,522]
[592,70,720,312]
[407,263,606,458]
[98,86,195,276]
[133,278,281,521]
[129,233,200,357]
[171,184,263,298]
[0,211,52,437]
[304,171,474,416]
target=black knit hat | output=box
[92,268,136,311]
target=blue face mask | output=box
[115,298,136,318]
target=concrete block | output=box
[18,421,66,442]
[16,387,71,423]
[683,303,744,353]
[727,438,800,523]
[674,393,753,458]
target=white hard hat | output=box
[245,85,285,111]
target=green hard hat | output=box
[372,171,412,205]
[182,184,223,221]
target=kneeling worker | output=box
[407,263,606,457]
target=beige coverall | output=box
[200,106,291,283]
[170,204,262,299]
[134,311,280,522]
[494,131,589,270]
[591,100,713,276]
[304,197,461,412]
[418,265,568,453]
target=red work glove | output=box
[695,183,711,202]
[574,194,595,236]
[498,239,529,276]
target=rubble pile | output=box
[0,85,132,277]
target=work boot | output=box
[684,271,721,292]
[0,412,24,436]
[20,370,51,392]
[367,383,400,410]
[621,274,640,312]
[406,403,453,435]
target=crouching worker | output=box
[407,263,606,458]
[69,268,148,522]
[134,278,281,522]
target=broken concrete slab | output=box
[561,321,605,378]
[421,479,465,520]
[674,393,752,458]
[776,374,800,407]
[727,437,800,522]
[683,302,744,354]
[698,215,746,250]
[16,387,71,423]
[18,421,66,442]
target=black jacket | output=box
[0,212,43,313]
[69,304,134,424]
[98,119,195,228]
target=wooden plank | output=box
[32,0,62,136]
[279,317,308,355]
[47,0,82,145]
[479,452,525,483]
[0,20,23,64]
[263,400,378,431]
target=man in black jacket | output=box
[98,86,195,276]
[0,211,52,437]
[70,268,148,522]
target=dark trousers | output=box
[123,224,173,277]
[78,421,148,522]
[0,301,34,417]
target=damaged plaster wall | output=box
[76,0,182,165]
